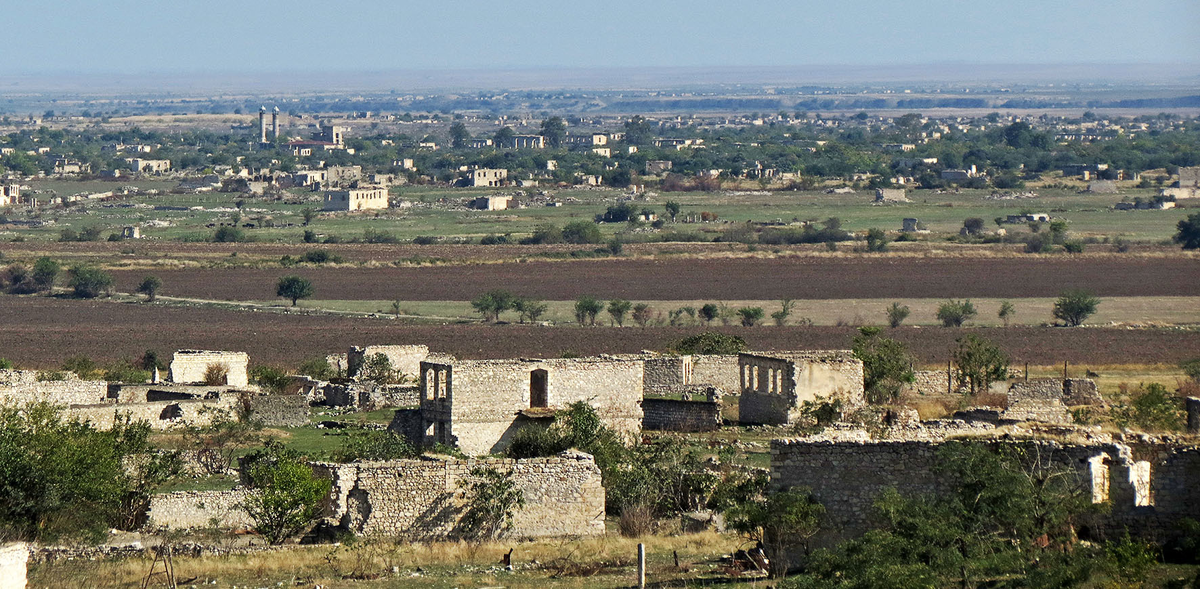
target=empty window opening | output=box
[530,369,549,408]
[1087,454,1110,504]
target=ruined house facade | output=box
[738,351,865,425]
[169,350,249,388]
[399,357,643,456]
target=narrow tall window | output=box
[530,369,549,408]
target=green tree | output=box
[561,220,602,244]
[664,200,681,222]
[936,299,977,327]
[136,275,162,302]
[31,257,60,292]
[852,327,916,404]
[183,407,263,474]
[952,335,1009,395]
[68,265,114,298]
[301,207,317,226]
[885,302,910,328]
[0,403,179,543]
[631,303,653,327]
[574,295,603,325]
[607,298,632,326]
[728,488,826,578]
[1112,382,1185,432]
[865,227,889,252]
[737,306,765,327]
[275,275,314,306]
[1052,289,1100,327]
[539,116,566,148]
[1175,213,1200,250]
[449,121,470,148]
[492,126,516,148]
[772,299,795,326]
[212,226,247,242]
[698,303,720,325]
[240,442,331,545]
[472,289,517,322]
[513,296,548,323]
[998,300,1016,326]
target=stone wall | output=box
[738,351,864,425]
[692,355,741,392]
[169,350,249,388]
[0,370,108,406]
[904,370,962,396]
[642,398,721,432]
[67,396,239,430]
[643,356,690,395]
[419,357,643,455]
[771,438,1200,546]
[348,345,429,379]
[146,490,251,530]
[321,383,420,410]
[0,543,27,589]
[1064,379,1103,406]
[311,451,605,540]
[248,394,310,427]
[110,383,237,404]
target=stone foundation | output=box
[146,490,251,530]
[642,398,721,432]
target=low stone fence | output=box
[311,451,605,540]
[146,489,251,531]
[642,398,721,432]
[0,369,108,406]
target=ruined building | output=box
[738,351,865,425]
[393,357,644,455]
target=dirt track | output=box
[108,256,1200,301]
[1,297,1197,368]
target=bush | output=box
[886,302,910,328]
[519,224,563,245]
[607,299,632,326]
[276,275,314,306]
[737,306,765,327]
[203,363,229,385]
[936,299,977,327]
[864,227,888,252]
[852,327,916,404]
[1112,382,1184,432]
[1024,233,1052,253]
[31,257,60,292]
[0,403,179,543]
[574,295,603,325]
[561,220,602,244]
[672,332,747,355]
[952,335,1010,395]
[1053,289,1100,327]
[183,407,263,474]
[136,275,162,302]
[362,228,399,244]
[455,466,526,541]
[298,357,336,380]
[299,249,342,264]
[68,265,114,298]
[728,488,825,578]
[249,365,289,394]
[335,429,419,462]
[212,226,248,242]
[240,442,332,544]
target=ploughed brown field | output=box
[1,297,1197,368]
[109,256,1200,301]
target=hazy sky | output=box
[6,0,1198,75]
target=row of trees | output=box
[0,256,164,300]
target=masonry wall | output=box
[0,543,27,589]
[146,490,251,530]
[67,396,239,430]
[248,395,310,427]
[169,351,249,388]
[643,356,690,395]
[423,358,643,455]
[312,452,605,540]
[642,398,721,432]
[738,352,864,425]
[770,438,1200,547]
[348,345,428,379]
[692,355,741,392]
[0,370,108,406]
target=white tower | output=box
[271,106,280,140]
[258,106,268,143]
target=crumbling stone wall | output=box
[417,357,643,455]
[692,355,741,392]
[169,350,249,388]
[771,438,1200,546]
[247,395,310,427]
[643,356,692,395]
[311,451,605,540]
[347,345,429,380]
[322,383,420,410]
[67,396,239,430]
[0,370,108,406]
[109,384,236,404]
[903,370,963,396]
[1064,379,1103,406]
[738,351,864,425]
[0,543,27,589]
[146,490,251,530]
[642,398,721,432]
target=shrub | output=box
[298,357,336,380]
[864,228,889,252]
[471,289,517,322]
[68,265,114,298]
[631,303,653,327]
[998,300,1016,326]
[561,220,602,244]
[362,228,399,244]
[31,257,60,292]
[852,327,915,404]
[519,224,563,245]
[772,299,795,326]
[698,303,720,325]
[737,307,765,327]
[299,249,342,264]
[617,503,655,538]
[249,365,289,394]
[1062,240,1085,253]
[203,363,229,385]
[962,217,985,234]
[1175,213,1200,250]
[360,353,401,384]
[1052,289,1100,327]
[1112,382,1184,432]
[607,298,632,326]
[513,296,548,323]
[728,488,825,578]
[240,442,331,544]
[62,355,100,379]
[183,407,263,474]
[455,466,526,541]
[212,226,247,242]
[672,332,747,355]
[936,299,977,327]
[1024,233,1052,253]
[886,302,910,328]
